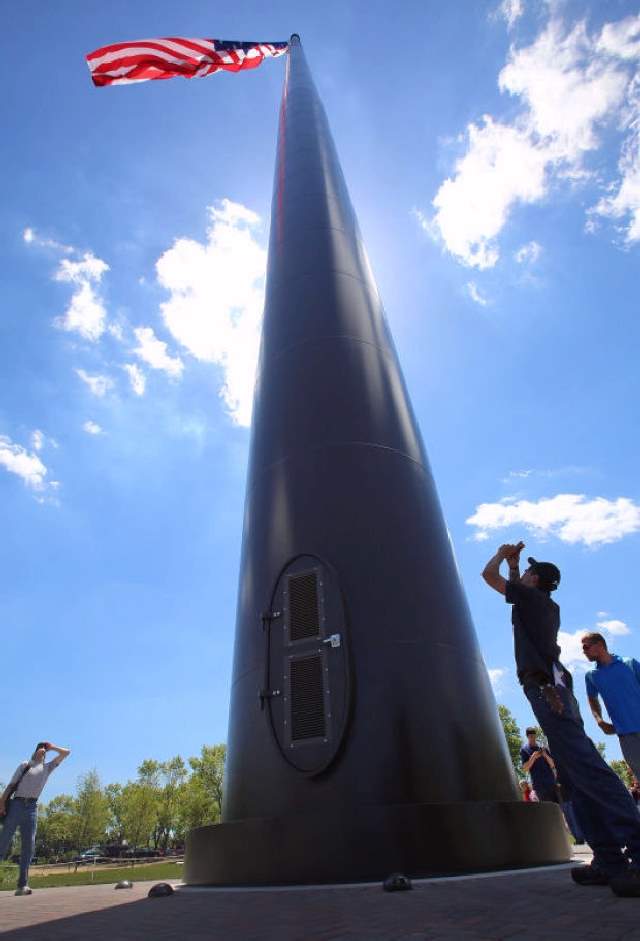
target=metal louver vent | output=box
[290,655,326,741]
[288,571,320,641]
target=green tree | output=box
[138,759,162,788]
[175,744,226,838]
[188,745,226,818]
[596,741,607,759]
[105,783,127,846]
[120,782,158,850]
[155,756,188,850]
[72,770,110,849]
[610,759,633,788]
[497,705,524,779]
[36,794,76,859]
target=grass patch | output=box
[0,860,183,891]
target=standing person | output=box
[482,542,640,896]
[0,741,71,895]
[582,633,640,782]
[520,728,559,804]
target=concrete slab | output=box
[1,851,636,941]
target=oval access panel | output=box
[266,554,351,774]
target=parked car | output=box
[102,844,128,859]
[124,847,161,859]
[73,847,105,864]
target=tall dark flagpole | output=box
[185,34,568,885]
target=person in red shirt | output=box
[519,780,537,802]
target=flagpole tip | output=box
[289,33,301,45]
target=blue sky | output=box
[2,0,640,797]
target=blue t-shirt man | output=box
[583,633,640,781]
[520,728,558,802]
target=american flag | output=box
[86,38,289,87]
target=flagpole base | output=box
[184,801,570,886]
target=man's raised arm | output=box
[46,743,71,766]
[482,542,525,596]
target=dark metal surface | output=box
[187,801,569,885]
[185,35,569,885]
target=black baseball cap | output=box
[527,557,561,591]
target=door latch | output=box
[322,633,341,648]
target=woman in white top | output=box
[0,741,71,894]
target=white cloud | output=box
[108,322,125,342]
[412,207,438,240]
[83,420,103,435]
[501,465,589,483]
[54,252,110,341]
[488,667,507,690]
[557,629,589,672]
[132,326,183,378]
[596,14,640,61]
[123,363,146,396]
[23,227,73,253]
[466,281,489,306]
[75,368,114,398]
[0,434,48,491]
[155,198,266,426]
[424,13,640,266]
[499,20,628,163]
[514,240,542,263]
[30,429,44,452]
[498,0,523,31]
[431,117,547,268]
[466,493,640,546]
[597,618,631,636]
[592,106,640,243]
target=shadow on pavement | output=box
[1,867,638,941]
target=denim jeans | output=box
[619,731,640,782]
[0,797,38,887]
[561,800,584,842]
[525,684,640,875]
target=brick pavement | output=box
[1,856,639,941]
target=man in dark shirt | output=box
[520,728,558,803]
[483,541,640,896]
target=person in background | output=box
[0,741,71,895]
[519,780,537,802]
[582,632,640,782]
[520,728,559,804]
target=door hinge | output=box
[261,610,282,629]
[259,688,281,709]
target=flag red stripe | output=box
[86,37,216,63]
[91,52,202,77]
[155,37,217,56]
[89,45,206,73]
